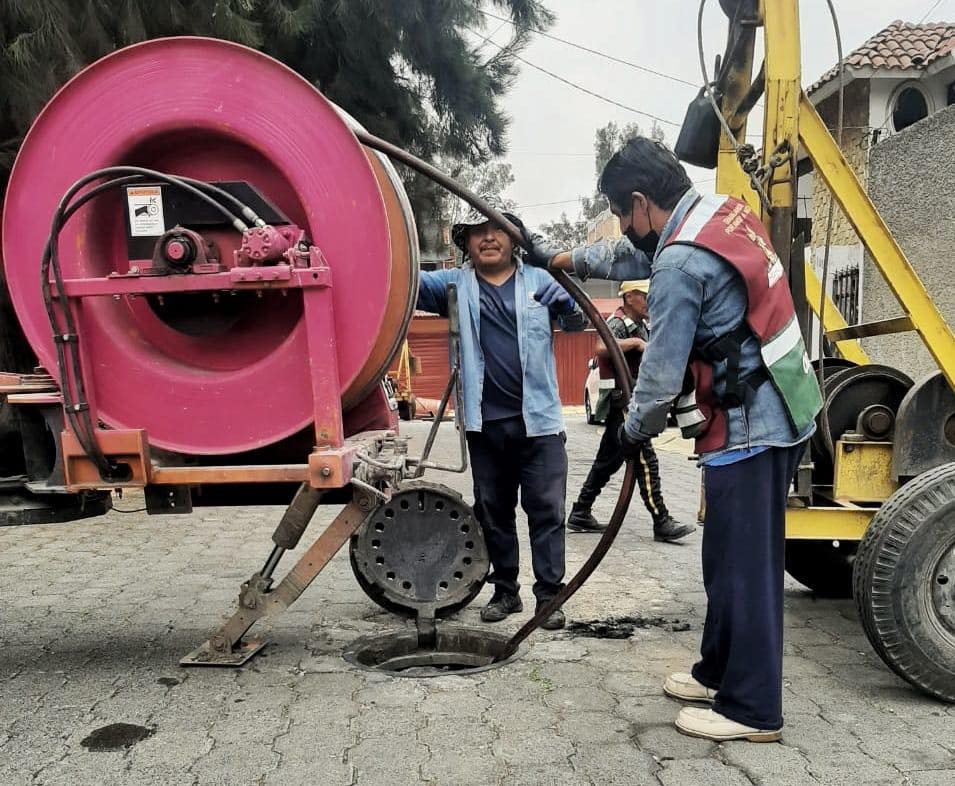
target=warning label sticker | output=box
[126,186,165,237]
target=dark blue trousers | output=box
[691,443,804,730]
[466,416,567,601]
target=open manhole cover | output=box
[344,625,525,678]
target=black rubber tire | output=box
[853,462,955,702]
[785,539,857,598]
[585,392,596,425]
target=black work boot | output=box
[536,598,566,630]
[653,515,696,543]
[567,503,607,533]
[480,590,523,622]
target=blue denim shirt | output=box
[570,188,814,462]
[417,260,587,436]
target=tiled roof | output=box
[810,20,955,93]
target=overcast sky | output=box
[474,0,946,227]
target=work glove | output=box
[521,228,562,269]
[616,424,648,461]
[534,279,575,315]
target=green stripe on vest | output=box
[762,337,822,433]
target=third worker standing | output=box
[568,280,693,542]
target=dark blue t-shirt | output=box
[477,273,523,422]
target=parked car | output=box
[583,357,603,425]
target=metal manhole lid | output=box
[350,481,489,617]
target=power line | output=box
[474,19,509,54]
[478,9,698,89]
[515,197,587,209]
[466,25,681,128]
[919,0,946,23]
[509,150,593,157]
[515,177,717,210]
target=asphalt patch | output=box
[156,677,180,688]
[80,723,154,752]
[565,615,690,639]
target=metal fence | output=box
[832,265,860,325]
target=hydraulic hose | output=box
[42,167,257,479]
[354,129,640,660]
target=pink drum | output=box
[2,37,417,456]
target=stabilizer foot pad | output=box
[180,639,266,667]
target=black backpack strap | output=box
[695,322,768,408]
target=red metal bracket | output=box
[307,444,358,489]
[61,429,151,489]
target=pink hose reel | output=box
[2,38,418,486]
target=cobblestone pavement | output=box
[1,417,953,785]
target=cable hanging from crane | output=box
[695,0,775,211]
[817,0,848,440]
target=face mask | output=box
[624,226,660,256]
[623,198,660,256]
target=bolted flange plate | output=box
[179,638,266,667]
[350,481,489,618]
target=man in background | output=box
[568,280,692,543]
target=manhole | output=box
[344,625,525,678]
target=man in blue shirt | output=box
[417,199,587,630]
[524,138,820,742]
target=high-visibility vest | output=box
[594,308,645,422]
[664,194,822,453]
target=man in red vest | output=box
[568,280,692,542]
[523,137,821,742]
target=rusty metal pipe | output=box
[354,129,639,660]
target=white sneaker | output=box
[675,707,782,742]
[663,672,716,703]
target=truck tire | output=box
[853,462,955,702]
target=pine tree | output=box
[0,0,553,192]
[538,120,665,248]
[540,211,588,249]
[0,0,553,461]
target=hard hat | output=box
[618,280,650,296]
[451,194,524,253]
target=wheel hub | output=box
[932,542,955,635]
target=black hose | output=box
[42,167,253,479]
[354,129,640,660]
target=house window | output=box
[891,84,930,132]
